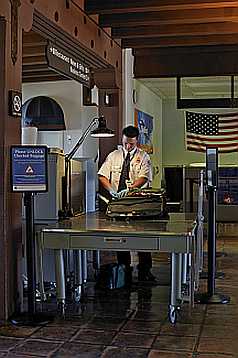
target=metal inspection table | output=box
[39,212,198,324]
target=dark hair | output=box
[122,125,139,138]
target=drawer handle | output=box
[104,238,127,243]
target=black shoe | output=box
[138,270,158,284]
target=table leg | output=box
[54,249,66,315]
[73,250,83,302]
[182,254,188,285]
[169,252,182,324]
[81,250,87,283]
[176,253,182,302]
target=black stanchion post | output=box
[196,147,230,304]
[24,192,36,316]
[207,186,216,297]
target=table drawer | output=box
[43,233,70,249]
[70,235,157,250]
[158,236,189,253]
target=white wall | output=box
[22,80,99,159]
[123,49,134,126]
[162,99,238,166]
[133,81,163,188]
[123,50,163,187]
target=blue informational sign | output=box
[11,146,48,192]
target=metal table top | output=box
[41,212,196,238]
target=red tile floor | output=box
[0,225,238,357]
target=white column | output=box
[122,49,134,127]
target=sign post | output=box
[11,146,49,324]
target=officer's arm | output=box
[98,175,112,191]
[99,175,118,198]
[130,176,147,189]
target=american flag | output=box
[185,111,238,153]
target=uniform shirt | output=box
[98,147,152,192]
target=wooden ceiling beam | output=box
[23,31,47,45]
[133,44,238,56]
[112,22,238,39]
[100,7,238,27]
[22,64,49,72]
[22,71,60,78]
[22,56,47,66]
[133,45,238,77]
[22,75,66,83]
[85,0,238,14]
[22,45,46,57]
[122,33,238,48]
[23,41,47,48]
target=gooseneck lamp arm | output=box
[66,117,99,161]
[62,116,114,217]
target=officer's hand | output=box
[109,188,119,199]
[117,189,129,198]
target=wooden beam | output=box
[22,45,46,57]
[22,70,61,78]
[112,22,238,39]
[22,64,48,72]
[22,75,66,83]
[85,0,238,14]
[133,45,238,77]
[134,44,238,55]
[122,33,238,48]
[22,56,47,65]
[100,7,238,27]
[177,98,238,108]
[23,31,47,46]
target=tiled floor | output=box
[0,229,238,357]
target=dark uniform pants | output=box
[117,251,152,269]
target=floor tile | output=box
[206,304,238,315]
[112,332,155,348]
[47,316,93,328]
[132,310,167,322]
[5,354,38,358]
[198,337,238,355]
[10,339,62,356]
[178,312,205,325]
[101,346,149,358]
[0,338,23,352]
[83,317,125,331]
[204,314,238,326]
[0,325,38,338]
[72,328,116,345]
[152,335,197,352]
[51,342,104,357]
[31,326,78,341]
[160,323,201,337]
[200,324,238,338]
[148,350,191,357]
[195,354,234,358]
[122,320,162,333]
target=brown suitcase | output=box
[106,188,168,219]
